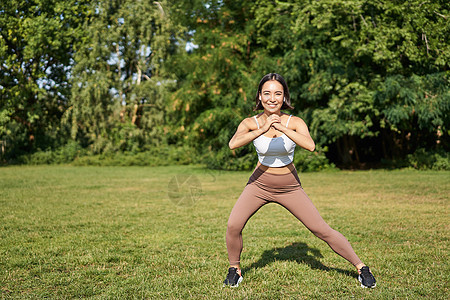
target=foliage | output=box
[203,144,257,171]
[71,145,195,166]
[407,148,450,170]
[168,0,449,169]
[16,143,194,166]
[0,0,91,157]
[16,140,85,165]
[275,0,449,164]
[68,0,183,154]
[167,0,275,169]
[1,0,449,170]
[293,146,337,172]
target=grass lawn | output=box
[0,165,448,299]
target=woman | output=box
[223,73,376,288]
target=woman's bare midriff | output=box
[256,162,296,174]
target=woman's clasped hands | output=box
[261,114,285,133]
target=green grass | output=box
[0,165,448,299]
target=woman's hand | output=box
[261,114,281,133]
[271,121,287,133]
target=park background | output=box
[1,1,449,299]
[1,0,449,170]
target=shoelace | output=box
[360,267,373,279]
[227,268,241,278]
[227,268,236,277]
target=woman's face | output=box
[260,80,284,113]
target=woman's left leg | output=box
[277,188,363,267]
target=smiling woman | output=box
[223,73,376,289]
[254,73,294,111]
[228,73,314,152]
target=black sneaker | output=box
[223,267,243,287]
[358,266,376,288]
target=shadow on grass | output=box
[243,242,357,278]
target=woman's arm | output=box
[272,116,315,152]
[228,116,280,150]
[228,118,263,150]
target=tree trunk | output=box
[131,104,139,125]
[337,136,353,166]
[350,135,360,164]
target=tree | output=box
[0,0,91,159]
[68,0,183,154]
[168,0,286,169]
[256,0,449,165]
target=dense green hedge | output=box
[12,141,449,171]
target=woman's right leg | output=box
[226,183,268,267]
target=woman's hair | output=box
[254,73,294,111]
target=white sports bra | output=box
[252,115,296,167]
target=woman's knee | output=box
[227,220,244,235]
[311,225,336,241]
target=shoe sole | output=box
[223,276,243,288]
[358,275,376,288]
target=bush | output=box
[17,141,85,165]
[14,142,196,167]
[293,146,337,172]
[72,145,196,167]
[407,149,450,170]
[18,150,55,165]
[202,144,257,171]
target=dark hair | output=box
[254,73,294,111]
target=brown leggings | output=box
[226,166,362,267]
